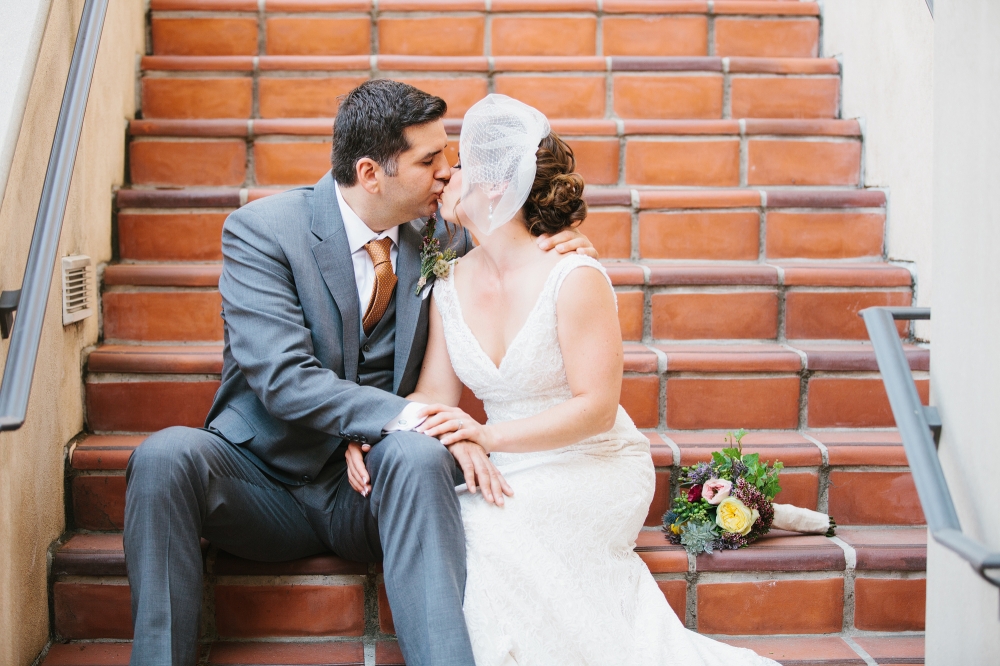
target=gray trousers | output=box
[123,427,474,666]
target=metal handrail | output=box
[0,0,108,432]
[861,306,1000,588]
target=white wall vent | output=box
[61,255,93,326]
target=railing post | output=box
[0,0,109,432]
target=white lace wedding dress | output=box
[432,254,779,666]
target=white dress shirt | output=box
[334,182,426,434]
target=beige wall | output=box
[927,0,1000,661]
[0,1,144,663]
[822,0,935,339]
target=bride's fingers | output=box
[495,468,514,497]
[415,411,457,434]
[423,418,466,439]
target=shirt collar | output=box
[335,180,399,254]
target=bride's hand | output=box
[445,440,514,506]
[416,404,497,452]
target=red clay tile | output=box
[765,189,885,209]
[721,637,863,664]
[378,583,394,634]
[640,211,760,260]
[748,139,861,186]
[651,291,779,339]
[765,211,885,259]
[152,0,258,8]
[152,18,258,56]
[657,344,800,373]
[375,641,405,665]
[621,376,659,428]
[614,75,723,119]
[72,435,145,471]
[142,55,256,71]
[491,17,597,57]
[603,0,709,12]
[812,430,908,467]
[785,291,911,340]
[86,381,219,432]
[731,76,839,119]
[828,471,924,525]
[603,262,645,286]
[854,577,926,631]
[669,430,819,466]
[714,18,819,58]
[715,1,820,15]
[43,642,132,665]
[72,476,126,530]
[129,119,248,138]
[254,141,332,185]
[647,433,674,466]
[638,189,761,209]
[118,212,227,262]
[794,344,928,373]
[142,77,252,119]
[603,16,708,56]
[666,377,800,429]
[259,77,367,118]
[622,119,739,135]
[695,532,843,572]
[585,188,632,207]
[579,209,631,258]
[209,641,365,664]
[646,469,672,526]
[378,0,479,8]
[626,140,740,186]
[623,343,659,373]
[754,119,861,138]
[103,291,223,342]
[779,263,912,288]
[634,531,688,573]
[853,636,925,664]
[54,582,133,639]
[493,75,605,118]
[729,56,839,75]
[103,264,222,287]
[491,0,596,9]
[772,471,820,509]
[658,580,687,620]
[617,291,644,341]
[492,56,605,72]
[394,77,488,118]
[215,584,365,637]
[130,140,247,186]
[265,17,370,56]
[808,376,929,428]
[837,527,927,571]
[697,578,843,634]
[564,139,620,185]
[378,17,484,56]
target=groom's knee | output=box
[377,431,454,481]
[127,426,213,498]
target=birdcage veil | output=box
[459,94,551,235]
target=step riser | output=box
[99,286,911,343]
[140,72,840,121]
[148,12,820,59]
[117,208,888,262]
[127,135,862,188]
[52,571,925,641]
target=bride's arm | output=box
[420,266,623,453]
[407,295,464,407]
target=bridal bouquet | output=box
[663,430,835,555]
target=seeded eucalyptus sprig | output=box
[416,214,457,296]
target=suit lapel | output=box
[393,220,424,394]
[310,173,360,383]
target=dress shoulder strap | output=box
[550,254,616,310]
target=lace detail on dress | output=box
[434,254,780,666]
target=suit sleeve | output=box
[218,206,408,444]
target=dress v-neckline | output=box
[448,257,568,373]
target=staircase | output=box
[46,1,928,664]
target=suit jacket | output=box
[205,172,472,485]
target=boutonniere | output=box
[415,213,457,296]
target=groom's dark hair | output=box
[332,79,448,186]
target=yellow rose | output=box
[715,497,760,536]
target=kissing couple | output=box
[123,80,778,666]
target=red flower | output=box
[687,484,703,502]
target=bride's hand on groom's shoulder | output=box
[536,228,599,259]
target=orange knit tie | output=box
[362,237,397,336]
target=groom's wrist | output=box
[382,401,428,434]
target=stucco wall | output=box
[926,0,1000,660]
[822,0,935,339]
[0,1,144,663]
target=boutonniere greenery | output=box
[415,213,457,296]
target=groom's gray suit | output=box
[124,172,475,665]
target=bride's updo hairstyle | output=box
[521,133,588,237]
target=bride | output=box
[406,95,779,665]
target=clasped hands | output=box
[345,404,514,506]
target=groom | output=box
[123,79,595,665]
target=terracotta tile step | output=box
[42,636,925,665]
[141,54,839,74]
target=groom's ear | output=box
[355,157,382,194]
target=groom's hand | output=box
[445,441,514,507]
[536,228,599,259]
